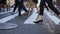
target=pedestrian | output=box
[34,0,60,24]
[0,0,2,12]
[1,0,7,8]
[33,0,39,11]
[11,0,29,16]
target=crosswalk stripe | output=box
[45,11,60,24]
[43,9,60,25]
[0,11,25,23]
[24,8,38,24]
[24,8,60,24]
[0,8,14,14]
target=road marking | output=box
[0,8,14,14]
[44,9,60,24]
[0,11,25,23]
[24,8,38,24]
[47,12,60,24]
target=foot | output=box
[34,20,43,23]
[37,11,39,13]
[18,14,21,16]
[23,11,30,16]
[34,15,43,24]
[58,14,60,19]
[10,12,14,15]
[54,14,60,19]
[18,15,21,17]
[0,10,1,12]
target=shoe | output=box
[34,15,43,24]
[18,15,21,17]
[10,12,14,15]
[0,10,1,12]
[34,20,43,24]
[58,14,60,19]
[18,14,21,16]
[37,11,39,13]
[26,11,30,16]
[23,11,30,16]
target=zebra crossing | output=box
[0,8,14,14]
[0,10,28,23]
[0,8,38,24]
[0,8,60,31]
[0,0,41,24]
[24,8,38,24]
[0,8,32,29]
[0,8,60,24]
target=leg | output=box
[39,0,44,15]
[18,5,21,16]
[0,4,1,12]
[22,5,28,12]
[3,4,7,12]
[10,4,17,15]
[22,5,29,15]
[13,4,18,12]
[28,1,34,12]
[35,3,39,12]
[34,0,45,24]
[47,0,60,15]
[44,3,49,10]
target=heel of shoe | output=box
[34,20,43,23]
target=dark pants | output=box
[39,0,60,15]
[44,2,49,10]
[13,4,18,12]
[13,3,28,16]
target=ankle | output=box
[59,14,60,16]
[37,15,43,20]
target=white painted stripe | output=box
[0,11,25,23]
[0,8,14,14]
[0,13,18,23]
[44,10,60,24]
[0,11,9,14]
[24,8,38,24]
[47,12,60,24]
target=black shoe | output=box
[34,20,43,23]
[58,14,60,19]
[18,14,21,16]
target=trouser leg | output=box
[39,0,44,15]
[44,3,49,10]
[47,0,60,15]
[0,5,1,12]
[13,4,18,12]
[22,5,28,12]
[18,5,21,16]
